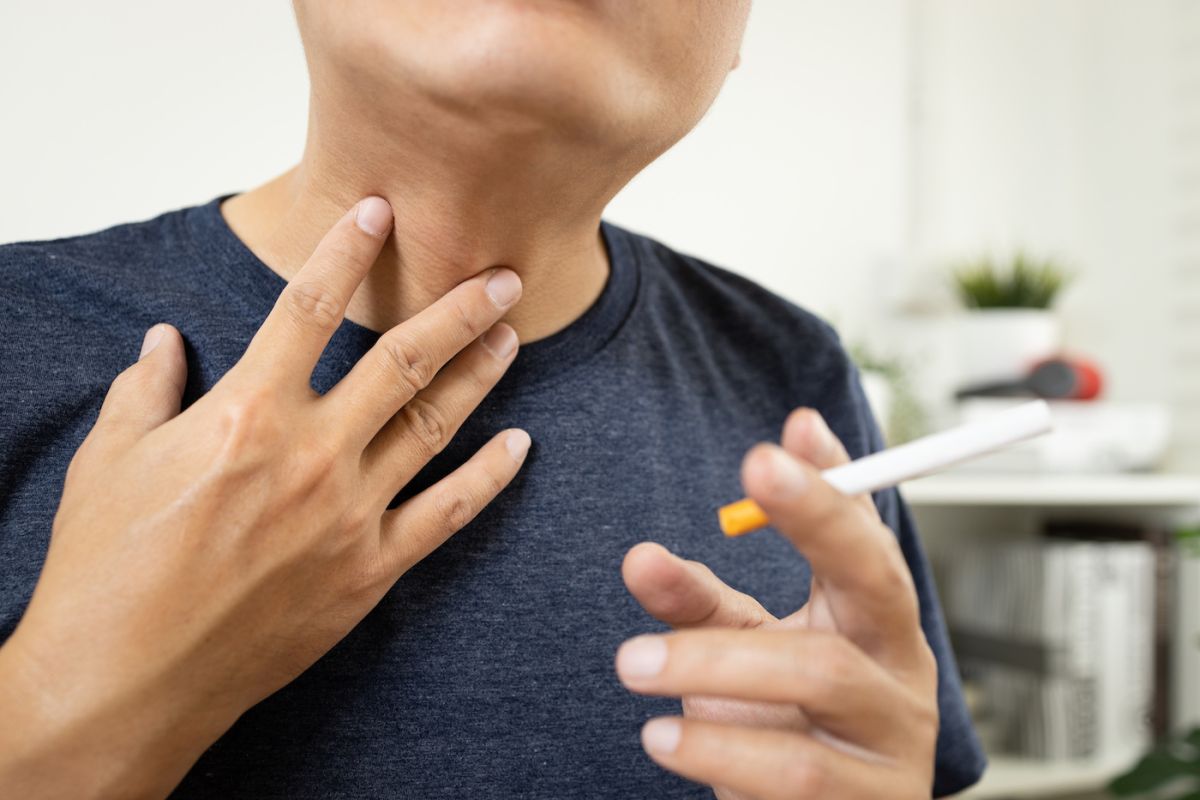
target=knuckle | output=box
[908,637,941,694]
[108,366,137,392]
[352,548,389,591]
[402,398,450,456]
[216,387,280,460]
[379,333,434,391]
[339,497,375,536]
[462,354,501,395]
[916,638,938,675]
[913,690,940,735]
[108,363,151,398]
[803,634,856,695]
[829,490,866,525]
[435,489,476,531]
[450,296,486,340]
[478,462,507,497]
[292,441,339,487]
[64,444,92,482]
[870,536,917,597]
[777,751,826,798]
[800,492,847,537]
[321,238,362,269]
[817,632,854,670]
[284,281,342,330]
[798,478,850,523]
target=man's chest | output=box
[0,340,819,797]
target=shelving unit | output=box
[904,474,1200,510]
[904,472,1200,800]
[958,756,1132,800]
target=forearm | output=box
[0,629,231,800]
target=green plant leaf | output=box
[1109,751,1197,795]
[1179,531,1200,557]
[951,253,1071,309]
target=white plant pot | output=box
[956,309,1061,387]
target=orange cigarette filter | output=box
[718,498,769,537]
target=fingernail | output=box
[481,324,518,360]
[485,268,522,307]
[139,325,164,359]
[355,196,393,236]
[765,446,808,498]
[641,718,681,756]
[616,636,667,682]
[505,429,531,462]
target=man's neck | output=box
[221,107,633,342]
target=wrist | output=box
[0,626,233,799]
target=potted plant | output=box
[951,252,1071,386]
[1108,727,1200,798]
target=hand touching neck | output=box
[222,84,647,342]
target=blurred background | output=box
[2,2,1198,798]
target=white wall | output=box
[0,1,913,343]
[908,0,1196,465]
[607,1,913,340]
[0,3,308,239]
[910,0,1177,399]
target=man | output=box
[0,2,985,797]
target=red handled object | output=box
[956,357,1104,401]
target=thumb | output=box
[92,324,188,445]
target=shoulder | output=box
[0,205,210,360]
[0,206,193,299]
[614,222,843,356]
[0,206,204,410]
[609,222,877,458]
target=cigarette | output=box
[718,400,1054,537]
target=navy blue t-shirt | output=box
[0,199,985,797]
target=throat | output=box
[220,166,611,343]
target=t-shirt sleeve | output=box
[851,372,988,796]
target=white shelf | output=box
[957,756,1130,799]
[903,473,1200,509]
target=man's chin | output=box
[409,50,656,147]
[362,4,655,140]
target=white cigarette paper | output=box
[822,400,1054,496]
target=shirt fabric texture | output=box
[0,199,986,797]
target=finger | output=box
[621,543,775,630]
[638,716,896,800]
[241,197,393,381]
[741,445,924,668]
[361,323,519,496]
[616,629,920,751]
[328,267,522,443]
[781,407,851,468]
[90,324,188,450]
[379,428,530,573]
[781,408,877,519]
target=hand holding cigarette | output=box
[719,400,1052,536]
[617,409,940,800]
